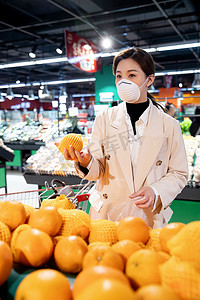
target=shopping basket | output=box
[0,179,94,214]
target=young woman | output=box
[64,47,188,228]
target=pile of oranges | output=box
[0,199,199,300]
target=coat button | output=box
[105,154,110,160]
[103,193,108,199]
[156,160,162,166]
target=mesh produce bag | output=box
[160,256,200,300]
[89,219,118,245]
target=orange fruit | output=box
[125,249,166,289]
[167,221,200,271]
[58,208,91,240]
[58,133,83,154]
[0,221,12,245]
[54,235,88,273]
[159,222,185,253]
[41,198,57,208]
[11,227,53,267]
[146,228,162,251]
[54,195,75,210]
[28,206,62,236]
[89,219,118,245]
[74,278,137,300]
[0,201,26,231]
[23,204,35,222]
[136,284,180,300]
[112,240,141,264]
[82,245,124,272]
[15,269,72,300]
[117,217,150,244]
[160,256,200,300]
[88,242,111,250]
[73,265,131,298]
[0,241,13,286]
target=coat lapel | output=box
[134,102,165,191]
[109,103,134,193]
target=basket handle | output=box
[51,179,66,193]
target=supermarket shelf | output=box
[5,141,44,151]
[23,172,87,188]
[175,186,200,202]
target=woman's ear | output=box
[147,74,155,87]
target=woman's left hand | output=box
[129,187,155,208]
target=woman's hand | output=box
[63,145,92,168]
[129,187,155,209]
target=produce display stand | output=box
[23,172,88,189]
[0,146,14,193]
[0,265,76,300]
[5,142,45,168]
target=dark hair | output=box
[113,47,165,111]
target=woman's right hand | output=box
[63,145,92,168]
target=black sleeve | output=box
[78,162,89,175]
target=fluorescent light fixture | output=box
[0,41,199,70]
[0,57,68,69]
[157,42,200,51]
[0,77,95,89]
[72,93,95,97]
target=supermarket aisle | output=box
[0,170,38,194]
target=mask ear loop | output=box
[139,76,149,88]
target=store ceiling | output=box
[0,0,200,96]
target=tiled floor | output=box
[0,169,37,194]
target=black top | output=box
[126,100,149,135]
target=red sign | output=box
[65,30,101,73]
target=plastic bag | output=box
[107,196,148,222]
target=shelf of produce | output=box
[0,265,76,300]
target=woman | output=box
[64,47,188,228]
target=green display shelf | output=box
[169,200,200,224]
[0,165,6,188]
[6,150,21,167]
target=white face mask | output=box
[116,77,149,103]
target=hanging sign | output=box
[65,30,101,73]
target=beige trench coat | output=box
[76,101,188,228]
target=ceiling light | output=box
[59,87,68,103]
[6,87,14,100]
[28,89,35,100]
[41,85,50,98]
[192,73,200,88]
[16,80,20,84]
[102,37,112,49]
[56,47,63,55]
[191,90,195,94]
[29,46,37,59]
[179,83,183,88]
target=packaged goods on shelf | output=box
[183,135,200,184]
